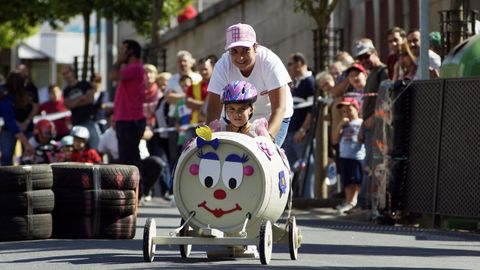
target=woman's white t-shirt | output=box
[208,46,294,120]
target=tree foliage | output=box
[0,0,191,74]
[44,0,190,79]
[0,0,50,47]
[293,0,338,27]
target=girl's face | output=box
[73,137,86,151]
[347,70,367,90]
[229,46,256,75]
[341,104,358,120]
[147,69,157,83]
[226,103,253,128]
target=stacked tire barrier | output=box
[0,165,54,241]
[51,163,139,239]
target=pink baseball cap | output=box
[225,23,256,50]
[346,63,367,75]
[337,97,360,111]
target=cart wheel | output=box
[143,218,156,262]
[288,216,299,260]
[258,219,273,265]
[179,218,192,258]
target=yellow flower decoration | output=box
[195,125,213,141]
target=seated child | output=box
[55,135,74,162]
[209,80,270,139]
[70,125,102,164]
[27,119,58,164]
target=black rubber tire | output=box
[288,217,299,260]
[52,163,139,190]
[53,189,136,216]
[52,215,94,239]
[98,214,137,239]
[258,220,273,265]
[0,165,53,191]
[52,214,136,239]
[98,165,140,190]
[143,218,156,262]
[0,214,52,241]
[51,163,97,189]
[0,190,54,215]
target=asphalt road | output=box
[1,198,480,270]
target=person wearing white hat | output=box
[205,23,294,146]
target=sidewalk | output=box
[292,197,372,224]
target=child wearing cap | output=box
[27,119,58,164]
[332,97,366,214]
[70,125,102,164]
[345,63,367,113]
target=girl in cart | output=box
[208,80,272,141]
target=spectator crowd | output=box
[0,25,442,218]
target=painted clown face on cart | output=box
[175,131,270,230]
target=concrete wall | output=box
[124,0,471,74]
[158,0,316,72]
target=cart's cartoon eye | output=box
[198,151,220,188]
[222,154,248,190]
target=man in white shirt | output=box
[165,50,202,109]
[205,23,293,146]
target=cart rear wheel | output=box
[258,220,273,265]
[143,218,156,262]
[288,216,299,260]
[179,218,192,258]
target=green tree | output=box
[47,0,190,80]
[0,0,50,48]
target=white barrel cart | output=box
[143,128,302,265]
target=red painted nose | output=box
[213,189,227,200]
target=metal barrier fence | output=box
[398,78,480,218]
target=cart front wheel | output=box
[258,219,273,265]
[179,218,192,258]
[143,218,156,262]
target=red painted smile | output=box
[198,201,242,218]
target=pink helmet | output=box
[221,80,257,104]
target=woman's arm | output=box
[267,85,287,136]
